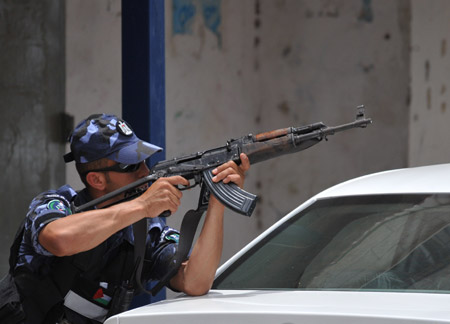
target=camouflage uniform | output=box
[9,114,178,324]
[17,184,180,284]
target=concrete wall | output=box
[65,0,122,189]
[61,0,449,280]
[165,0,411,263]
[0,0,65,276]
[409,0,450,166]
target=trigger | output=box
[178,179,197,190]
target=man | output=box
[10,114,250,324]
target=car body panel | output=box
[105,290,450,323]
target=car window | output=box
[214,194,450,293]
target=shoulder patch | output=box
[165,233,179,244]
[47,199,72,215]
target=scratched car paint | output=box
[105,163,450,324]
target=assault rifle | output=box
[74,105,372,297]
[74,106,371,215]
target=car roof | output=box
[315,163,450,198]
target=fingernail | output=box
[212,168,218,174]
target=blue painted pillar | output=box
[122,0,166,305]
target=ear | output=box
[85,172,107,191]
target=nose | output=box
[138,161,150,177]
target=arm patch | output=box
[159,227,180,244]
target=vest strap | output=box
[64,290,108,322]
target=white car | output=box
[105,163,450,324]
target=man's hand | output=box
[211,153,250,188]
[169,153,251,296]
[137,176,190,218]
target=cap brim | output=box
[106,140,163,164]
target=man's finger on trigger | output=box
[167,175,190,186]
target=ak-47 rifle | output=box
[74,105,372,298]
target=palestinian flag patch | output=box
[93,288,112,306]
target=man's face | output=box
[104,161,150,194]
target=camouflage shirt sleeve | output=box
[25,185,76,256]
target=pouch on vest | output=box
[0,217,26,324]
[0,273,26,324]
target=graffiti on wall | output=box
[172,0,221,46]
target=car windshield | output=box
[213,194,450,293]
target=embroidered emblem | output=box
[47,199,71,214]
[165,233,180,244]
[117,120,133,136]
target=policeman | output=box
[9,114,250,324]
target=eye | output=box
[121,163,141,172]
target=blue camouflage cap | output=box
[64,113,162,164]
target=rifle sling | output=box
[132,207,206,296]
[132,218,149,294]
